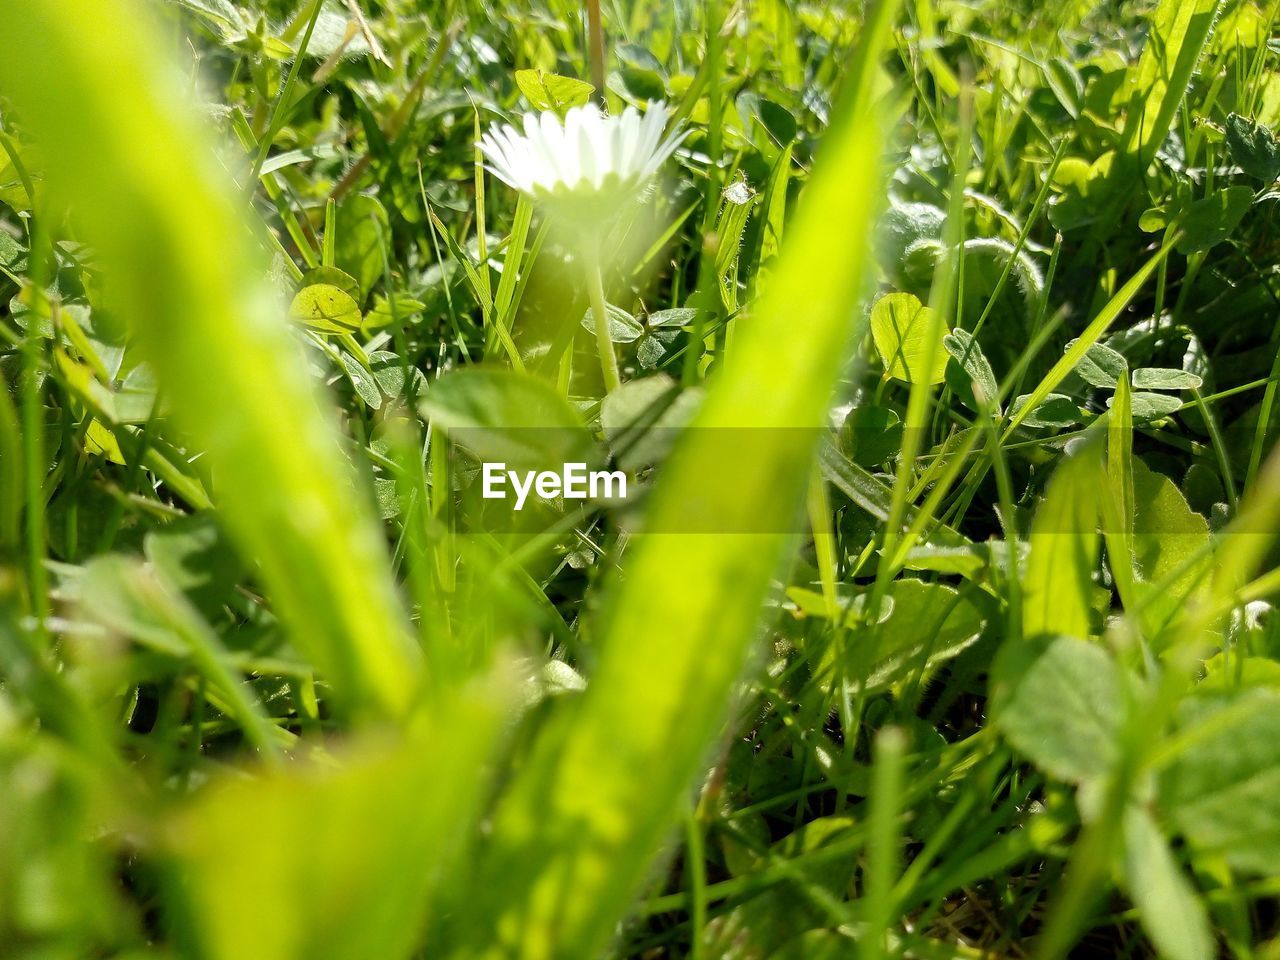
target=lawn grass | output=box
[3,0,1280,957]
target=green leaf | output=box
[1048,152,1119,230]
[335,194,390,298]
[1225,113,1280,183]
[419,367,600,473]
[368,351,427,403]
[1044,57,1084,118]
[1161,688,1280,874]
[1176,186,1253,254]
[618,67,666,101]
[1008,393,1081,428]
[339,352,382,409]
[646,307,698,328]
[1004,241,1175,435]
[581,302,644,343]
[1023,441,1101,640]
[514,69,593,114]
[1131,459,1211,634]
[1118,391,1183,421]
[841,405,902,467]
[290,267,364,334]
[992,635,1123,783]
[290,284,362,334]
[1123,807,1213,960]
[1069,340,1128,388]
[1131,367,1203,390]
[943,327,1000,412]
[144,514,246,616]
[870,291,949,384]
[363,295,425,332]
[851,579,990,691]
[600,374,699,472]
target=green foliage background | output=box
[2,0,1280,957]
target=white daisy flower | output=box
[479,101,683,215]
[478,101,683,395]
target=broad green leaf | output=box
[1225,113,1280,183]
[943,327,1000,412]
[600,374,699,472]
[619,67,666,101]
[453,3,898,953]
[339,352,382,409]
[1023,442,1101,640]
[1008,393,1081,428]
[646,307,698,328]
[514,69,594,114]
[1123,807,1213,960]
[1048,152,1119,230]
[787,583,894,625]
[0,0,421,718]
[419,367,600,472]
[84,418,126,464]
[144,514,245,616]
[580,302,644,343]
[1070,340,1128,388]
[335,193,390,298]
[902,541,1026,580]
[1118,391,1183,421]
[290,267,363,334]
[364,294,425,332]
[870,291,949,384]
[992,635,1123,783]
[1131,459,1211,634]
[368,351,427,402]
[851,579,989,691]
[1161,688,1280,874]
[1131,367,1203,390]
[1176,186,1253,254]
[841,405,902,467]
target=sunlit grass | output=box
[1,0,1280,957]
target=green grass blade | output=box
[167,676,515,960]
[451,2,899,954]
[0,0,421,719]
[1120,0,1222,168]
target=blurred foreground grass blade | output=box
[452,3,898,956]
[0,0,420,719]
[166,675,515,960]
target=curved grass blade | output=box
[0,0,421,719]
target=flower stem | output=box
[584,249,621,393]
